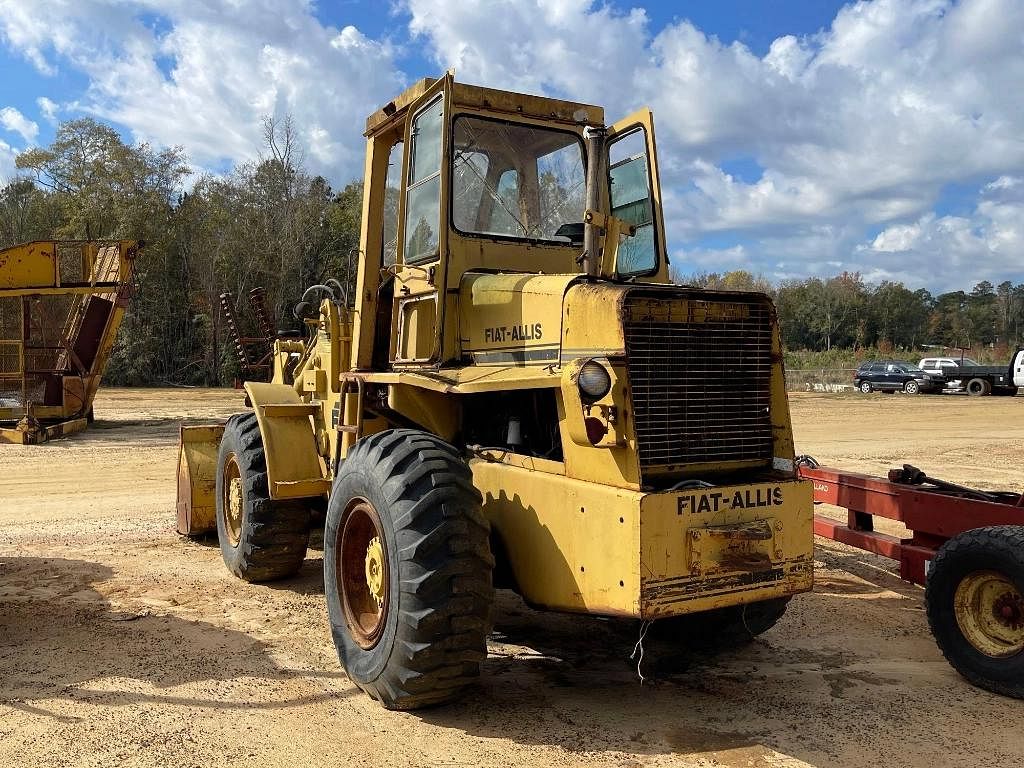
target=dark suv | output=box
[854,361,945,394]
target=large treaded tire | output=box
[925,526,1024,699]
[325,429,494,710]
[215,412,311,582]
[966,377,992,396]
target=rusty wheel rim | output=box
[338,498,390,649]
[954,570,1024,658]
[221,453,243,548]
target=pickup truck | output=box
[918,350,1024,396]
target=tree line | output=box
[1,117,362,385]
[683,270,1024,364]
[2,117,1021,386]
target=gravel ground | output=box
[1,388,1022,768]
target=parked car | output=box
[854,361,945,394]
[918,356,980,388]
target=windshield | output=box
[451,116,585,243]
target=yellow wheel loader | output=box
[177,75,814,710]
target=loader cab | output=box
[351,75,669,372]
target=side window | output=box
[404,97,443,263]
[608,128,656,276]
[922,359,934,368]
[870,363,884,373]
[383,140,403,266]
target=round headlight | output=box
[578,360,612,402]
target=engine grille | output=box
[623,290,774,471]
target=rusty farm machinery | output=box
[0,239,140,444]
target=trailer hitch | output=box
[887,464,1002,503]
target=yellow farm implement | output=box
[0,239,140,444]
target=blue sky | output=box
[1,0,1022,291]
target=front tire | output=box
[925,526,1024,698]
[904,380,920,395]
[325,429,494,710]
[215,413,311,582]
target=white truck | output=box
[919,350,1024,396]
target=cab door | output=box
[392,75,452,365]
[605,109,669,282]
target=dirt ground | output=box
[2,388,1022,768]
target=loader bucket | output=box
[176,424,225,537]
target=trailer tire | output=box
[925,526,1024,699]
[215,412,311,582]
[325,429,494,710]
[966,378,991,397]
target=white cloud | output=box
[0,0,405,182]
[406,0,1024,288]
[673,244,750,271]
[0,0,1022,290]
[0,106,39,143]
[849,176,1024,288]
[36,96,58,123]
[0,137,18,182]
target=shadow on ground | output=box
[0,556,347,718]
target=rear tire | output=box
[925,526,1024,699]
[859,381,872,393]
[325,429,494,710]
[215,412,311,582]
[966,378,992,397]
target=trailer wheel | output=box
[925,526,1024,698]
[966,378,992,396]
[215,412,311,582]
[325,429,494,710]
[859,381,872,393]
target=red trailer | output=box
[797,458,1024,699]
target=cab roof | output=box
[364,77,604,136]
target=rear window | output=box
[869,363,886,373]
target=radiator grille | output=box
[623,291,774,470]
